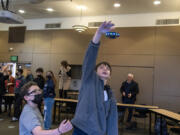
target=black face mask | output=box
[32,94,43,104]
[46,75,51,79]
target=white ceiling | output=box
[1,0,180,19]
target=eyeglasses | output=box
[27,89,42,96]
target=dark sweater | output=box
[71,41,118,135]
[43,79,56,98]
[120,80,139,102]
[34,75,45,90]
[14,76,25,94]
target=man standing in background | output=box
[120,73,139,126]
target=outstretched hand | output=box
[92,21,115,44]
[97,21,115,34]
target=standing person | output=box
[4,70,15,113]
[0,71,5,113]
[12,69,25,122]
[25,69,34,83]
[33,68,45,113]
[20,81,73,135]
[58,60,71,98]
[71,21,118,135]
[43,71,56,130]
[120,73,139,125]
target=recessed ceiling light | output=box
[114,3,121,8]
[76,5,87,10]
[153,0,161,5]
[18,9,25,14]
[46,8,54,12]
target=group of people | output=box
[0,21,141,135]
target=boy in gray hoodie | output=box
[71,21,118,135]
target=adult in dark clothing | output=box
[0,72,6,113]
[12,69,25,122]
[120,73,139,124]
[33,68,45,113]
[25,69,34,83]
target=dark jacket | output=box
[43,79,56,98]
[25,74,34,83]
[71,41,118,135]
[14,76,25,94]
[33,75,45,90]
[120,80,139,102]
[0,72,5,95]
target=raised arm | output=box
[82,21,115,79]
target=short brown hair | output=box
[95,61,112,73]
[21,81,38,99]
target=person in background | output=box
[43,71,56,130]
[25,69,34,83]
[120,73,139,126]
[20,81,73,135]
[58,60,71,98]
[0,65,9,113]
[0,70,5,113]
[4,70,15,113]
[12,69,25,122]
[33,67,45,113]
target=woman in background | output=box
[4,70,15,114]
[43,71,56,130]
[59,60,71,98]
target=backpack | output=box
[154,118,169,135]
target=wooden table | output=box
[149,109,180,135]
[53,98,159,124]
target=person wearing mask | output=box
[43,71,56,130]
[4,70,15,113]
[33,68,45,113]
[58,60,71,98]
[12,68,25,122]
[25,69,34,83]
[120,73,139,125]
[20,81,73,135]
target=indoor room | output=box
[0,0,180,135]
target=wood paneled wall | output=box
[0,26,180,111]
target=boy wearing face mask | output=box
[20,81,73,135]
[12,68,25,122]
[43,71,56,130]
[33,68,45,113]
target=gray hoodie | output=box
[71,41,118,135]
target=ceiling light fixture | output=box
[114,3,121,7]
[18,9,25,14]
[73,5,88,32]
[76,5,87,11]
[46,8,54,12]
[153,0,161,5]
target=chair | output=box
[133,106,148,129]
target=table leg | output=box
[53,100,57,123]
[149,111,152,135]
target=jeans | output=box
[44,98,54,129]
[72,127,87,135]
